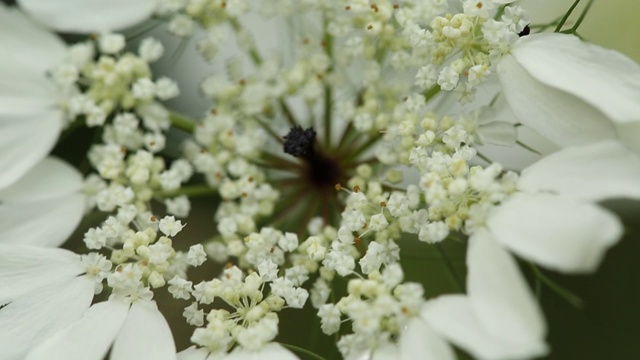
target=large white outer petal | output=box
[226,343,299,360]
[17,0,156,33]
[371,343,399,360]
[110,300,177,360]
[0,111,64,189]
[0,193,85,247]
[422,295,547,360]
[511,33,640,124]
[26,300,129,360]
[497,52,617,147]
[0,7,66,187]
[487,193,623,273]
[399,317,455,360]
[0,245,84,303]
[0,276,94,360]
[0,157,85,246]
[0,157,83,202]
[0,5,66,76]
[177,347,212,360]
[519,141,640,201]
[466,229,547,354]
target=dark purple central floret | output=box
[283,126,343,190]
[283,126,317,158]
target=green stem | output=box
[529,263,584,308]
[516,140,542,155]
[435,243,464,292]
[279,100,299,127]
[475,151,492,164]
[229,18,263,65]
[157,184,216,198]
[568,0,595,33]
[322,19,334,149]
[554,0,583,32]
[255,116,285,144]
[423,85,441,102]
[279,343,328,360]
[169,112,197,133]
[346,134,382,161]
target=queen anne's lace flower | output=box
[497,32,640,150]
[2,1,640,360]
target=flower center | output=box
[283,126,344,192]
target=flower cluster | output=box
[1,1,640,360]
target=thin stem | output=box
[516,140,542,155]
[157,184,217,198]
[346,133,382,161]
[434,243,464,292]
[475,151,492,164]
[529,263,584,308]
[169,112,197,133]
[568,0,595,33]
[322,18,334,149]
[229,18,263,65]
[255,116,285,144]
[279,100,299,127]
[259,152,302,170]
[554,0,583,32]
[279,343,328,360]
[493,4,508,20]
[323,85,333,148]
[423,85,441,102]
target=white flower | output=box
[187,244,207,267]
[423,230,548,360]
[17,0,156,33]
[178,343,299,360]
[0,157,85,247]
[418,141,640,359]
[0,6,67,188]
[486,141,640,273]
[368,310,456,360]
[26,299,176,360]
[159,215,185,237]
[497,33,640,151]
[98,33,126,54]
[0,245,96,360]
[419,140,640,359]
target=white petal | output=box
[488,193,623,273]
[0,276,94,360]
[0,245,84,303]
[617,121,640,153]
[519,141,640,201]
[477,121,517,146]
[512,33,640,124]
[17,0,156,33]
[226,343,299,360]
[0,5,66,75]
[177,347,210,360]
[422,295,548,360]
[0,193,85,247]
[497,53,617,147]
[110,300,176,360]
[26,300,129,360]
[467,230,547,353]
[371,342,399,360]
[399,318,455,360]
[0,157,83,202]
[0,111,63,189]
